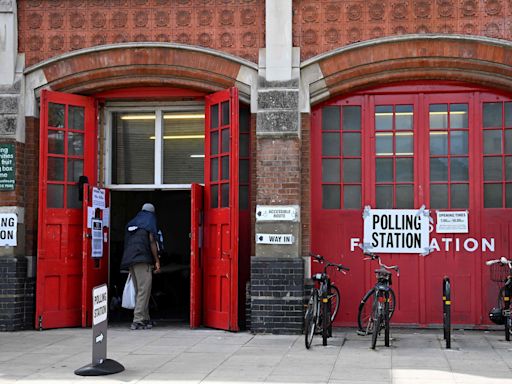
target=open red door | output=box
[202,87,240,331]
[190,183,204,328]
[36,90,96,329]
[81,185,110,327]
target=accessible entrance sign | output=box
[363,207,430,254]
[75,284,124,376]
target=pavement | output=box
[0,324,511,383]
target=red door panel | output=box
[36,90,96,330]
[202,87,239,331]
[190,183,204,328]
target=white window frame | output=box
[104,101,205,190]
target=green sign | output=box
[0,144,15,191]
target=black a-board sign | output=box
[75,284,124,376]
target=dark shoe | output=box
[130,322,146,330]
[143,320,155,329]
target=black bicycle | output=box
[486,256,512,341]
[305,253,349,349]
[357,252,399,349]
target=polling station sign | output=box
[0,213,17,246]
[363,207,430,254]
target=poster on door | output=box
[363,207,430,254]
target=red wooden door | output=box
[81,185,110,327]
[203,87,239,331]
[190,183,203,328]
[36,90,96,329]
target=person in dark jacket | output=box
[121,203,160,330]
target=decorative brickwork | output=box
[250,257,304,334]
[18,0,264,66]
[294,0,512,61]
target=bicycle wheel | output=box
[322,300,330,346]
[371,299,382,350]
[500,286,511,341]
[330,285,340,322]
[384,292,390,347]
[305,290,318,349]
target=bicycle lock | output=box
[443,276,451,349]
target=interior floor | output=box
[108,190,191,324]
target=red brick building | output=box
[1,0,512,332]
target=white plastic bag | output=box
[122,273,136,309]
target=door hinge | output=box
[38,315,43,331]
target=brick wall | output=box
[300,113,310,256]
[24,117,40,257]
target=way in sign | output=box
[256,233,294,245]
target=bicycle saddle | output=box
[375,268,391,275]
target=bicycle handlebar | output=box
[363,252,400,276]
[309,253,350,272]
[485,256,512,267]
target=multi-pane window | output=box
[239,106,250,210]
[482,102,512,208]
[321,105,362,209]
[209,101,231,208]
[429,104,469,208]
[375,105,414,208]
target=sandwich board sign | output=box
[75,284,124,376]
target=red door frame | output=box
[36,90,97,329]
[311,82,512,327]
[190,183,204,328]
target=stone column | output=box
[250,0,304,334]
[0,1,34,331]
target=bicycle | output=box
[304,253,349,349]
[485,256,512,341]
[356,252,399,349]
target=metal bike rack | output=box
[443,276,451,349]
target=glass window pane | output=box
[506,157,512,181]
[67,159,83,182]
[505,130,512,154]
[343,133,360,156]
[430,158,448,181]
[240,159,249,183]
[239,107,250,133]
[68,106,84,131]
[484,130,502,154]
[430,132,448,155]
[506,183,512,208]
[322,185,340,209]
[211,185,218,208]
[210,157,218,181]
[48,130,65,154]
[395,105,413,130]
[210,131,219,155]
[67,185,82,209]
[396,158,413,182]
[483,103,502,128]
[376,185,393,208]
[344,185,361,209]
[343,159,360,182]
[396,133,413,155]
[505,102,512,127]
[163,113,205,184]
[68,132,84,156]
[430,104,448,129]
[450,158,469,181]
[221,183,229,207]
[221,101,230,125]
[47,184,64,208]
[376,158,393,182]
[239,185,249,210]
[484,183,502,208]
[342,106,361,131]
[111,112,155,184]
[47,157,64,181]
[48,103,65,128]
[450,131,468,155]
[450,104,468,129]
[322,106,340,131]
[396,185,413,208]
[451,184,469,208]
[376,133,393,155]
[375,106,392,131]
[322,159,340,183]
[484,157,503,181]
[430,184,448,208]
[221,156,229,180]
[322,133,340,156]
[210,104,219,129]
[240,134,249,157]
[221,128,229,152]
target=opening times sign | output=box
[363,208,430,254]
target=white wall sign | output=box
[92,187,105,209]
[363,208,430,254]
[0,213,16,246]
[91,219,103,258]
[256,205,298,222]
[256,233,294,245]
[436,211,468,233]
